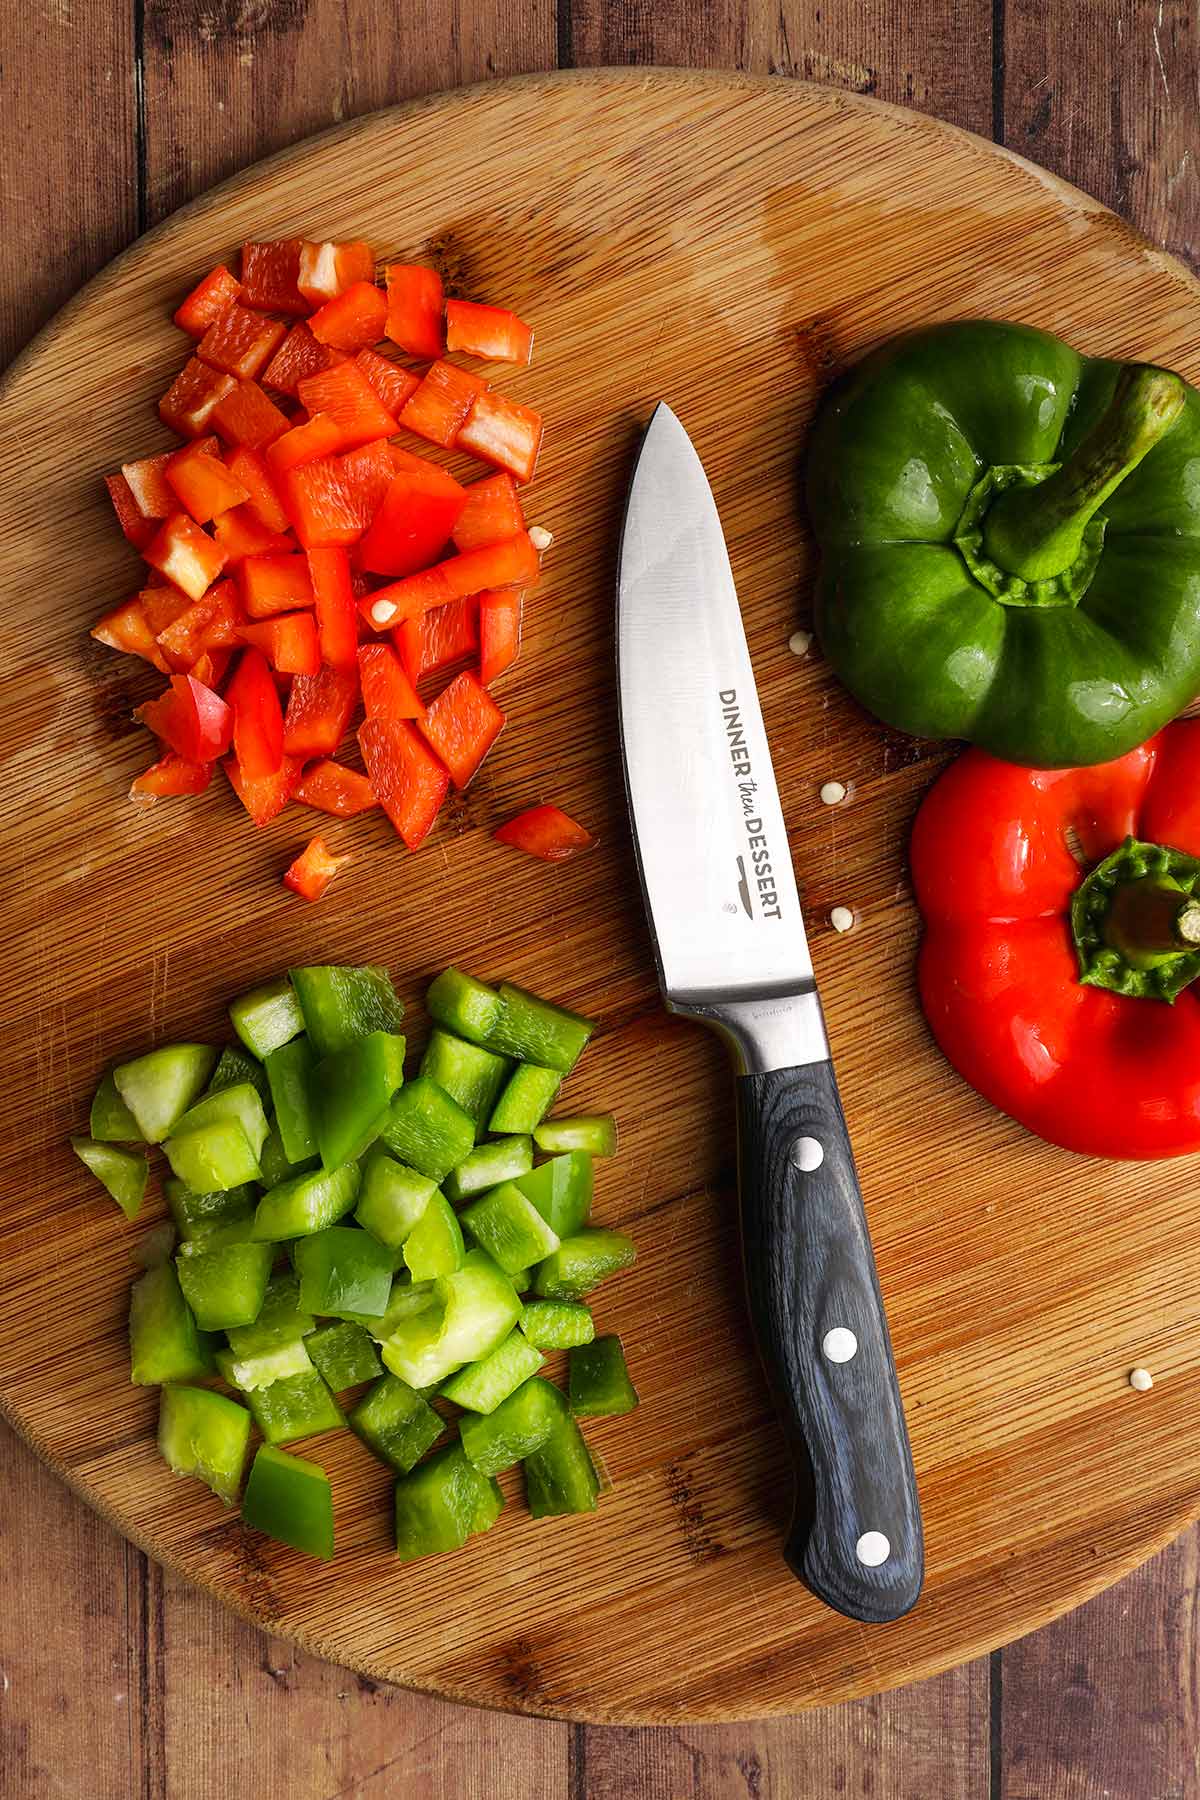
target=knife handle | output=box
[736,1058,923,1622]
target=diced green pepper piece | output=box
[157,1384,251,1504]
[460,1376,563,1477]
[349,1372,443,1473]
[130,1262,213,1385]
[403,1192,465,1280]
[520,1300,595,1350]
[569,1334,639,1416]
[70,1136,147,1220]
[426,967,502,1047]
[393,1442,503,1560]
[242,1444,334,1559]
[460,1182,559,1276]
[341,1277,437,1341]
[522,1385,601,1515]
[293,1225,394,1318]
[534,1114,618,1157]
[378,1076,474,1181]
[173,1082,270,1161]
[508,1266,533,1294]
[251,1160,361,1240]
[229,976,304,1061]
[485,983,594,1073]
[289,964,404,1058]
[440,1328,544,1413]
[164,1177,255,1243]
[114,1043,217,1143]
[176,1229,274,1331]
[305,1320,383,1391]
[533,1228,636,1300]
[164,1119,261,1193]
[223,1272,315,1388]
[240,1367,343,1444]
[354,1151,438,1247]
[380,1251,520,1389]
[312,1030,406,1169]
[265,1036,318,1165]
[515,1151,593,1237]
[419,1029,510,1140]
[258,1123,320,1190]
[206,1044,271,1108]
[442,1136,533,1203]
[89,1067,143,1142]
[488,1063,562,1134]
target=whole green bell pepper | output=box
[807,320,1200,766]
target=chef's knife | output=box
[616,403,923,1623]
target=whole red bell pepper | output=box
[912,721,1200,1159]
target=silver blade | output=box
[618,403,814,1009]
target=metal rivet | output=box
[822,1327,858,1363]
[856,1531,891,1567]
[791,1136,824,1172]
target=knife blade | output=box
[617,402,923,1623]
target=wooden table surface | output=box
[2,2,1198,1795]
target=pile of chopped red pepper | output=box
[92,235,594,899]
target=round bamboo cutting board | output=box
[3,69,1200,1723]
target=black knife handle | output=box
[737,1058,923,1622]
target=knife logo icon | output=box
[735,855,753,918]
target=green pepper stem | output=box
[981,366,1187,582]
[1103,876,1200,964]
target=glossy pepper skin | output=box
[808,321,1200,767]
[911,721,1200,1159]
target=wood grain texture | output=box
[4,70,1200,1726]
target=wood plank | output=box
[567,0,994,133]
[0,2,136,365]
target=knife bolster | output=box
[671,986,831,1075]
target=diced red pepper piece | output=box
[452,472,527,553]
[358,643,425,722]
[338,439,400,531]
[140,583,193,636]
[395,597,480,685]
[135,673,233,762]
[211,379,291,450]
[198,305,287,380]
[144,513,228,601]
[189,648,233,689]
[294,758,378,817]
[261,323,341,396]
[445,300,533,366]
[283,834,352,903]
[104,472,156,550]
[156,578,242,671]
[159,357,238,438]
[130,751,213,801]
[398,360,487,450]
[282,663,359,758]
[298,241,375,306]
[91,597,170,672]
[309,281,388,352]
[122,452,175,520]
[239,552,315,619]
[356,461,467,577]
[353,348,421,419]
[279,458,362,550]
[227,647,285,777]
[307,548,358,669]
[240,240,308,317]
[165,440,250,524]
[213,506,295,564]
[458,390,544,484]
[238,612,321,677]
[267,413,346,476]
[223,753,303,826]
[365,532,539,628]
[478,585,523,685]
[174,266,242,338]
[297,362,398,450]
[494,804,596,862]
[384,265,444,359]
[416,669,505,790]
[224,446,290,533]
[358,717,449,850]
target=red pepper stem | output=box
[1102,877,1200,962]
[981,366,1187,582]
